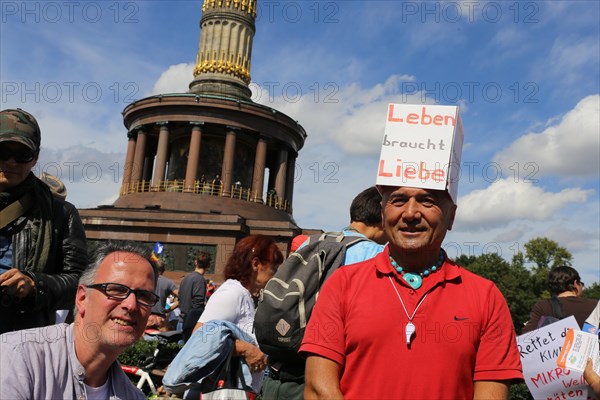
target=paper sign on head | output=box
[376,103,464,204]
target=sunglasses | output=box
[0,145,37,163]
[86,282,159,307]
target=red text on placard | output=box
[378,159,445,182]
[388,104,456,127]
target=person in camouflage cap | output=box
[0,108,88,333]
[0,109,40,190]
[0,108,41,152]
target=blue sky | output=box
[1,1,599,283]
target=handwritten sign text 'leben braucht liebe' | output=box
[518,317,594,400]
[376,104,464,203]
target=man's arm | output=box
[191,278,206,308]
[304,355,343,400]
[27,201,88,311]
[473,381,509,400]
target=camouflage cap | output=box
[0,109,41,152]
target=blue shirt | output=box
[297,228,385,266]
[339,228,385,265]
[0,231,12,274]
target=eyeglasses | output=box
[0,145,37,163]
[86,282,159,307]
[578,280,585,288]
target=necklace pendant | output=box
[405,321,416,345]
[403,273,422,289]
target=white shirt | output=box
[198,279,263,391]
[199,279,256,340]
[585,300,600,329]
[85,379,110,400]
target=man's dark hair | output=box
[156,259,166,274]
[548,265,581,296]
[350,186,382,225]
[195,252,212,270]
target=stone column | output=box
[121,129,137,191]
[184,122,204,193]
[152,122,169,190]
[131,126,147,184]
[142,153,155,184]
[251,137,267,202]
[275,147,288,206]
[285,152,297,211]
[220,126,238,197]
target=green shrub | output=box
[510,382,533,400]
[118,339,183,368]
[118,339,158,367]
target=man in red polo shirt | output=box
[300,185,524,399]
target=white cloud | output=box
[487,27,531,59]
[253,74,424,156]
[532,35,600,97]
[35,146,125,186]
[151,63,195,95]
[66,178,122,209]
[291,145,380,232]
[546,37,600,89]
[448,196,599,283]
[493,224,530,243]
[455,178,592,229]
[493,95,600,178]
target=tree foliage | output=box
[458,237,596,335]
[451,237,594,399]
[524,237,572,270]
[465,253,537,332]
[583,281,600,299]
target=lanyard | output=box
[387,276,432,346]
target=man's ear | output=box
[29,155,39,170]
[75,285,87,317]
[447,204,457,231]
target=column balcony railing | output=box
[119,180,290,212]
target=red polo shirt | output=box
[300,246,523,399]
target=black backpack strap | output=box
[549,297,563,319]
[0,192,34,230]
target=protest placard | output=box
[517,316,591,400]
[376,103,463,203]
[557,329,599,373]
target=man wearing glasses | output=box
[0,241,159,399]
[522,265,597,333]
[0,108,88,333]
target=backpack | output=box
[536,297,563,329]
[254,232,367,366]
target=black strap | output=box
[0,193,34,230]
[218,340,254,392]
[550,297,563,319]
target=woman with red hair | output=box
[193,235,283,390]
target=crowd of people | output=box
[1,107,599,399]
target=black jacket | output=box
[1,197,88,333]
